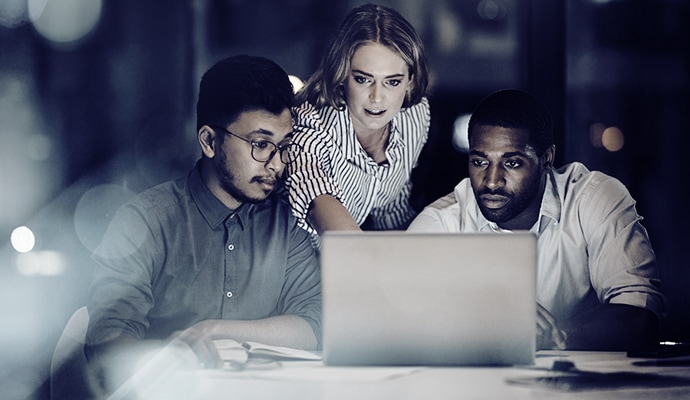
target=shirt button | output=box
[227,244,234,251]
[226,291,233,298]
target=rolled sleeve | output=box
[582,173,665,318]
[278,222,323,347]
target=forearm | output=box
[563,303,660,351]
[307,194,361,234]
[195,314,318,350]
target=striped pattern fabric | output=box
[286,97,430,244]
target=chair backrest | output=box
[50,306,93,400]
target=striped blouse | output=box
[286,97,431,245]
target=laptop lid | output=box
[320,231,536,366]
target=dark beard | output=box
[475,172,543,224]
[214,149,260,204]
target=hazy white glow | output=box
[602,126,624,152]
[15,250,65,276]
[0,0,28,28]
[477,0,506,21]
[74,184,136,252]
[452,113,472,153]
[28,0,102,47]
[11,226,35,253]
[289,75,304,94]
[26,133,52,161]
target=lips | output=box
[365,108,386,116]
[479,194,509,209]
[255,177,277,191]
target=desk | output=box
[123,351,690,400]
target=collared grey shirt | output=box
[408,162,664,322]
[86,162,321,347]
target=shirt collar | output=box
[188,161,252,230]
[460,170,561,234]
[536,170,562,231]
[339,106,402,162]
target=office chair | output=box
[50,306,94,399]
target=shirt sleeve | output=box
[407,191,461,232]
[369,180,417,230]
[286,102,343,229]
[276,218,323,348]
[580,173,665,318]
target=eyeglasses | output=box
[210,125,302,165]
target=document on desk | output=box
[213,339,322,363]
[212,339,422,382]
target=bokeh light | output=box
[28,0,103,49]
[601,126,624,152]
[590,122,624,152]
[289,75,304,94]
[0,0,28,28]
[452,113,472,153]
[11,225,35,253]
[15,250,65,276]
[589,122,606,148]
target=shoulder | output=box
[553,162,633,208]
[126,175,188,215]
[292,101,342,145]
[399,97,431,124]
[409,180,469,232]
[293,101,340,126]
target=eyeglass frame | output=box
[208,124,302,165]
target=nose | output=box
[265,149,284,174]
[369,82,383,103]
[484,164,505,191]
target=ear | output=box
[198,125,217,159]
[405,73,415,103]
[542,145,556,171]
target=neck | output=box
[498,175,547,231]
[356,124,390,163]
[199,159,242,211]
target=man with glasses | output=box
[84,55,320,394]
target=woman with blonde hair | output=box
[286,3,431,246]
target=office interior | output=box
[0,0,688,398]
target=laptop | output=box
[320,231,537,366]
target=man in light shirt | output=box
[408,89,664,351]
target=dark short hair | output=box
[468,89,553,156]
[196,54,294,130]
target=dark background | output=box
[0,0,688,398]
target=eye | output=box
[470,159,487,168]
[386,79,402,87]
[353,75,369,85]
[505,160,522,169]
[251,140,273,150]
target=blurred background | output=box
[0,0,688,398]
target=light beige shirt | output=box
[408,162,664,321]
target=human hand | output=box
[536,303,567,350]
[169,320,223,369]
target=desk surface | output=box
[124,351,690,400]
